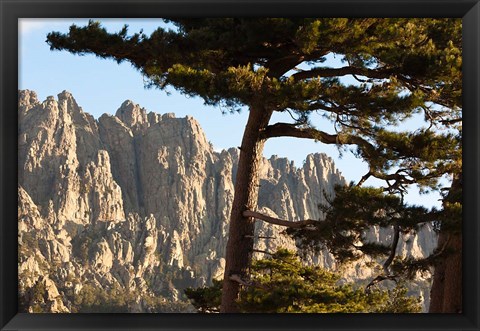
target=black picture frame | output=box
[1,1,479,330]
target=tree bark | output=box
[429,231,462,313]
[220,104,273,313]
[242,210,318,229]
[429,173,462,313]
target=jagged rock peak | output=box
[57,90,86,114]
[57,90,74,100]
[18,89,39,109]
[19,90,86,118]
[115,100,149,129]
[268,154,295,173]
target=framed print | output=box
[1,1,479,330]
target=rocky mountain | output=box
[17,90,437,313]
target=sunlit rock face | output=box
[17,90,437,313]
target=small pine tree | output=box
[185,249,421,313]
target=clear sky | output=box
[19,18,446,209]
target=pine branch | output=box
[383,223,400,275]
[262,123,379,162]
[229,274,269,290]
[252,249,274,256]
[267,54,304,78]
[244,235,277,240]
[261,122,338,143]
[370,169,415,185]
[262,124,416,193]
[229,274,251,287]
[357,172,372,187]
[365,224,401,292]
[243,210,318,229]
[291,66,395,81]
[365,274,398,293]
[262,123,376,151]
[439,118,462,125]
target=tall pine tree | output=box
[47,18,461,312]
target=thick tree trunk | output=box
[428,232,462,313]
[429,173,462,313]
[220,104,273,313]
[428,232,447,312]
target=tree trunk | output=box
[220,104,273,313]
[429,173,462,313]
[428,231,447,312]
[428,232,462,313]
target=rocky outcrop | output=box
[17,90,437,312]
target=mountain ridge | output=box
[17,90,436,313]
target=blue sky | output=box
[19,18,446,208]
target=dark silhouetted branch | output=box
[291,66,395,81]
[243,210,318,229]
[383,224,400,275]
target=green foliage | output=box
[47,18,461,194]
[288,185,429,261]
[185,249,421,313]
[364,129,461,192]
[373,285,422,313]
[72,282,191,313]
[73,283,126,313]
[31,280,47,303]
[19,270,193,313]
[18,279,48,313]
[184,279,222,313]
[287,183,461,280]
[46,18,461,109]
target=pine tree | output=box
[286,182,461,307]
[185,249,422,313]
[47,18,461,312]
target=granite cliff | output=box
[17,90,437,313]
